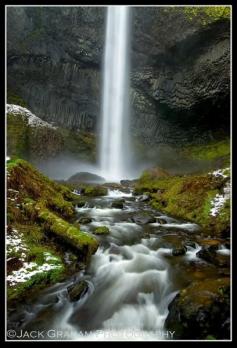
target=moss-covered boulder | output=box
[94,226,110,235]
[165,278,230,339]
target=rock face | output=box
[7,104,96,162]
[7,7,230,151]
[7,7,104,132]
[131,8,230,147]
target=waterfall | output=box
[100,6,131,182]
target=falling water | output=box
[100,6,131,182]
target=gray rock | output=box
[68,172,106,184]
[132,212,156,224]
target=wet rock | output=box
[111,200,124,209]
[78,217,92,224]
[137,194,150,202]
[196,245,230,267]
[157,217,167,224]
[185,240,197,248]
[172,246,187,256]
[76,201,86,208]
[165,278,230,339]
[67,280,88,302]
[120,180,131,186]
[109,244,120,254]
[94,226,110,235]
[131,212,156,224]
[7,257,23,273]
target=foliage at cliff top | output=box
[183,6,230,25]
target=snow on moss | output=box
[210,182,230,217]
[7,260,62,286]
[6,228,28,258]
[7,104,57,129]
[209,167,230,179]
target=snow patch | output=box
[209,168,229,179]
[7,104,57,129]
[7,261,61,286]
[210,182,230,217]
[6,229,28,257]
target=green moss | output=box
[7,91,28,107]
[84,185,108,197]
[7,114,29,158]
[183,6,230,25]
[7,159,100,304]
[94,226,110,235]
[38,207,99,260]
[135,168,230,236]
[58,128,97,162]
[182,139,230,165]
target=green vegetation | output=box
[94,226,110,235]
[38,207,98,261]
[7,159,99,304]
[135,168,230,236]
[7,113,29,158]
[7,91,28,108]
[182,139,230,165]
[84,185,108,196]
[183,6,230,25]
[58,128,97,162]
[7,105,97,162]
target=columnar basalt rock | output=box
[7,7,230,149]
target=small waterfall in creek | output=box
[100,6,131,182]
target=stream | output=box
[7,189,228,341]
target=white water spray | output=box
[100,6,131,181]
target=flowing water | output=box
[8,189,225,341]
[100,6,131,181]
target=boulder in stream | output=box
[131,212,156,224]
[172,246,187,256]
[111,199,124,209]
[94,226,110,235]
[78,217,92,224]
[67,280,88,302]
[165,277,230,339]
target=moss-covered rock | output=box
[135,167,230,236]
[94,226,110,235]
[165,278,230,339]
[7,104,97,162]
[38,208,98,262]
[7,158,99,305]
